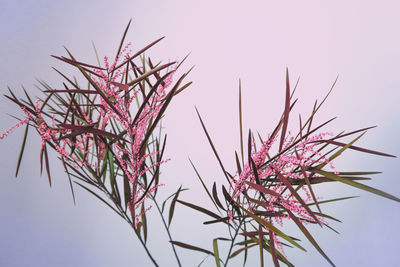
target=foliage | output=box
[174,71,398,267]
[1,20,398,267]
[1,20,191,267]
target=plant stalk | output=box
[224,221,242,267]
[152,195,182,267]
[130,224,160,267]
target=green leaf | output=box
[307,196,359,206]
[213,239,221,267]
[108,151,116,187]
[229,243,257,258]
[313,169,400,202]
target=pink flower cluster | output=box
[229,131,338,254]
[2,42,176,225]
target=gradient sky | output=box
[0,1,399,266]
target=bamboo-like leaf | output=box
[290,175,371,185]
[130,71,172,127]
[91,41,101,67]
[274,171,321,226]
[246,181,281,198]
[234,151,242,176]
[4,94,36,115]
[161,188,189,213]
[213,239,221,267]
[115,36,166,70]
[189,158,220,210]
[108,151,118,201]
[250,158,261,185]
[258,224,264,267]
[114,19,132,63]
[295,149,321,213]
[316,139,396,158]
[313,169,400,202]
[285,209,336,267]
[123,173,131,208]
[140,72,187,154]
[177,200,221,221]
[170,241,214,255]
[239,205,306,251]
[222,185,239,214]
[248,129,252,167]
[239,79,244,166]
[316,132,365,170]
[43,145,52,187]
[307,196,359,206]
[127,62,175,86]
[332,126,376,140]
[62,48,124,118]
[203,217,231,225]
[313,212,342,223]
[230,243,258,258]
[168,186,182,226]
[269,228,280,267]
[60,123,126,142]
[251,237,295,267]
[279,68,290,152]
[212,182,225,211]
[61,157,76,205]
[195,107,231,185]
[174,81,193,96]
[141,203,148,243]
[306,100,317,135]
[53,56,106,71]
[15,123,29,177]
[336,171,381,175]
[43,89,99,94]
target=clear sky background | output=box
[0,1,399,266]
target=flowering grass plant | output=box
[1,20,192,266]
[172,73,399,266]
[1,21,399,266]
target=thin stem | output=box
[130,224,160,267]
[152,195,182,267]
[224,220,242,267]
[93,177,160,267]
